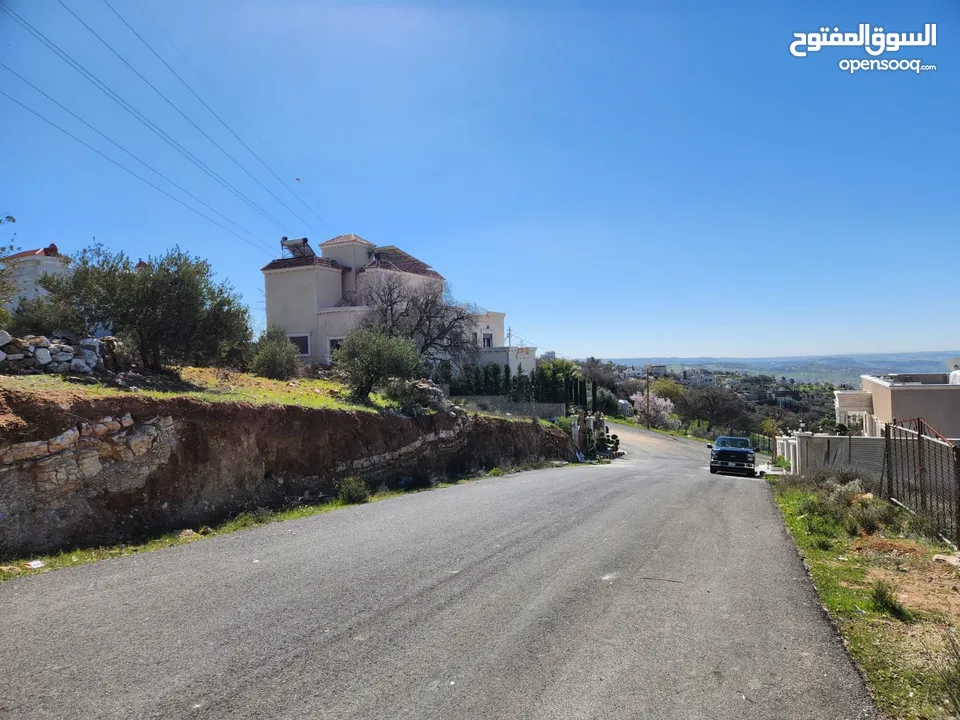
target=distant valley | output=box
[606,351,960,387]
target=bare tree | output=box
[0,214,18,308]
[580,357,618,390]
[359,272,482,370]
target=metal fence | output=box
[884,419,960,544]
[781,418,960,544]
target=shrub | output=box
[871,580,912,622]
[774,455,792,470]
[833,466,864,487]
[798,494,846,525]
[595,387,620,415]
[905,512,939,539]
[830,480,865,507]
[851,504,883,534]
[333,326,423,401]
[877,501,900,527]
[936,627,960,716]
[336,476,370,504]
[553,416,573,435]
[380,378,437,416]
[250,325,301,380]
[488,467,504,477]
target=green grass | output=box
[0,371,395,413]
[872,580,914,622]
[0,459,564,584]
[772,480,954,718]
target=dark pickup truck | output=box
[708,436,756,476]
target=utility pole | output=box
[506,327,512,348]
[645,364,651,430]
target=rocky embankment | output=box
[0,389,570,559]
[0,330,121,376]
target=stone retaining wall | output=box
[0,396,570,559]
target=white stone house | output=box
[1,244,69,312]
[262,235,534,372]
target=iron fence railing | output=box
[789,418,960,544]
[749,433,775,454]
[884,419,960,544]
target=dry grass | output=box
[0,368,395,413]
[773,475,960,718]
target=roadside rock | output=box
[933,554,960,567]
[70,358,93,374]
[0,332,124,377]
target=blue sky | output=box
[1,0,956,359]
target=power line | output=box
[0,61,275,255]
[510,331,577,362]
[2,6,289,232]
[86,0,320,233]
[53,0,299,231]
[0,89,272,256]
[102,0,334,234]
[127,0,334,232]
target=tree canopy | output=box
[359,272,481,370]
[333,325,424,400]
[36,244,252,371]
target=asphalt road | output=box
[0,423,876,720]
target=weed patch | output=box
[871,580,914,622]
[336,476,370,505]
[773,467,960,718]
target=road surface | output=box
[0,423,876,719]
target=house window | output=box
[288,334,310,357]
[483,333,493,348]
[328,338,344,363]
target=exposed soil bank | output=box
[0,389,570,559]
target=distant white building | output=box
[540,350,556,362]
[2,244,69,312]
[683,369,716,387]
[624,364,667,379]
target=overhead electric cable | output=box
[1,61,275,254]
[0,89,272,256]
[103,0,333,232]
[3,6,290,232]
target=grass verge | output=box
[771,470,960,719]
[0,459,565,584]
[0,368,395,413]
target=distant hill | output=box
[606,351,960,386]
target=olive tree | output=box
[333,325,424,401]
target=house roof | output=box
[319,234,374,247]
[359,245,443,279]
[5,243,59,260]
[261,256,350,272]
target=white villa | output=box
[1,244,69,312]
[262,235,534,373]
